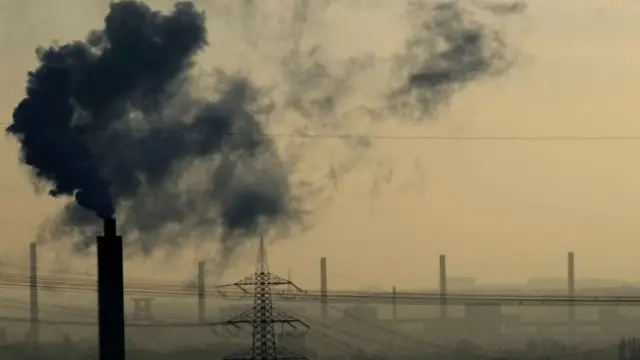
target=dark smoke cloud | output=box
[276,0,380,195]
[7,0,525,265]
[276,0,522,191]
[275,0,519,125]
[8,1,300,257]
[387,0,515,120]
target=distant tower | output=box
[285,268,295,297]
[439,254,448,319]
[217,237,309,360]
[568,252,576,338]
[392,286,398,320]
[29,242,39,347]
[198,261,206,322]
[320,257,328,321]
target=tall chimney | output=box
[392,286,397,320]
[439,254,447,319]
[97,217,125,360]
[29,242,39,347]
[568,251,576,337]
[320,257,328,321]
[197,261,205,322]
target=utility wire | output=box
[305,324,388,359]
[319,302,614,360]
[288,308,418,356]
[1,120,640,142]
[0,272,637,304]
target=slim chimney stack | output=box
[197,261,205,322]
[29,242,39,347]
[97,217,125,360]
[439,254,447,319]
[392,286,397,320]
[568,251,576,337]
[320,257,328,321]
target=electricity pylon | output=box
[216,236,309,360]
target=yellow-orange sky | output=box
[1,0,640,291]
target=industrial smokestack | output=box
[320,257,328,321]
[568,251,576,337]
[439,254,447,319]
[97,217,125,360]
[197,261,205,322]
[392,286,397,320]
[568,251,575,296]
[29,242,39,347]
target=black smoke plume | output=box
[387,0,515,119]
[7,1,299,257]
[275,0,522,193]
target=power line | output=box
[291,310,419,357]
[240,134,640,141]
[316,302,614,360]
[0,271,639,305]
[2,121,640,142]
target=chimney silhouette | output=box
[568,251,576,338]
[97,217,125,360]
[439,254,447,319]
[29,242,39,347]
[320,257,328,321]
[197,261,205,322]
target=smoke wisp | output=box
[386,0,516,120]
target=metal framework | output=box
[216,236,309,360]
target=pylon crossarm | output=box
[233,273,260,287]
[234,283,251,293]
[230,322,244,330]
[273,320,310,335]
[222,309,255,325]
[230,272,304,289]
[273,318,308,326]
[266,273,300,287]
[271,319,306,326]
[272,309,310,329]
[287,281,304,293]
[216,286,247,301]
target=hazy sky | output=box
[1,0,640,292]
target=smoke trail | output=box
[276,0,381,196]
[387,0,515,120]
[275,0,522,193]
[8,1,300,256]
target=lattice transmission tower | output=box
[216,236,309,360]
